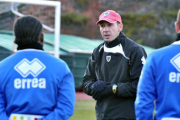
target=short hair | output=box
[14,15,43,45]
[176,9,180,28]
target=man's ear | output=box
[175,22,179,33]
[118,23,123,32]
[40,33,44,44]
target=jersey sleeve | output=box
[135,53,156,120]
[82,53,97,95]
[116,46,147,97]
[39,63,75,120]
[0,86,9,120]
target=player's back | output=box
[0,49,72,116]
[149,42,180,119]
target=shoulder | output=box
[149,45,172,58]
[93,42,104,53]
[120,33,145,52]
[144,45,174,67]
[0,53,17,67]
[41,52,68,68]
[90,42,104,62]
[127,37,144,50]
[124,37,146,57]
[92,43,104,56]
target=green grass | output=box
[69,100,155,120]
[69,100,96,120]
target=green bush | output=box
[136,39,143,44]
[61,12,89,25]
[121,12,158,38]
[161,10,177,22]
[122,12,158,28]
[77,0,89,6]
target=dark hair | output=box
[14,15,43,45]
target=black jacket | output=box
[82,32,147,120]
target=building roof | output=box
[44,33,155,55]
[0,30,155,55]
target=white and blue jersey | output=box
[135,41,180,120]
[0,49,75,120]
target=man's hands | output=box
[91,80,113,101]
[91,85,112,100]
[91,80,107,92]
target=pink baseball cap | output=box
[96,10,122,25]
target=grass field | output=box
[69,100,96,120]
[69,99,155,120]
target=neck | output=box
[104,33,121,48]
[17,42,44,50]
[105,37,119,48]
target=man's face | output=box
[99,21,123,42]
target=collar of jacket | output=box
[175,33,180,41]
[17,42,44,51]
[104,32,125,48]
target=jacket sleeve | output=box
[82,53,97,96]
[135,53,156,120]
[0,86,9,120]
[116,46,147,97]
[40,64,75,120]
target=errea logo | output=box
[170,53,180,72]
[169,53,180,83]
[14,58,46,77]
[14,58,46,89]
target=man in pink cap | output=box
[83,10,147,120]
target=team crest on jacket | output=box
[106,56,111,62]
